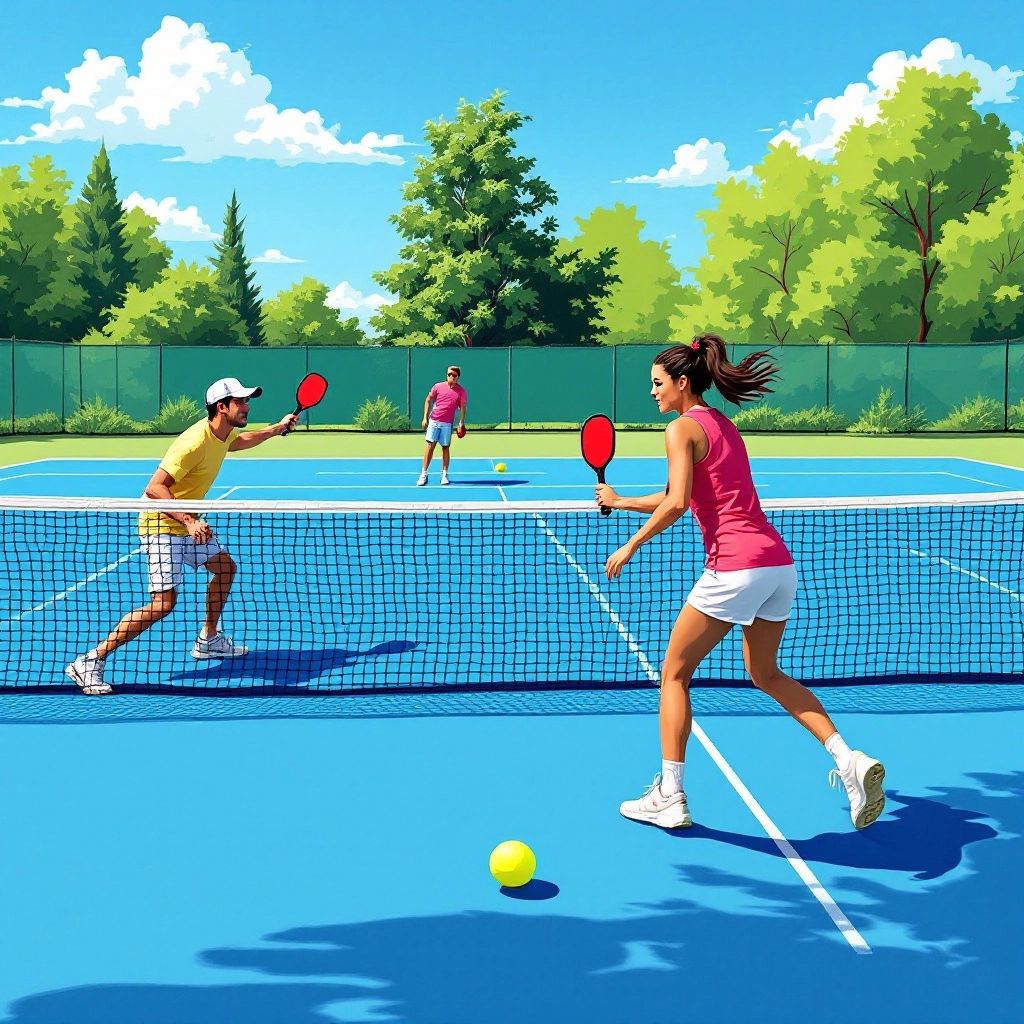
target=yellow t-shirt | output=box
[139,419,238,537]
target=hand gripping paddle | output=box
[581,414,616,517]
[283,373,329,435]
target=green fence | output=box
[2,339,1023,433]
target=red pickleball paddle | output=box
[283,373,329,435]
[581,414,616,517]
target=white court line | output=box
[531,514,872,955]
[941,472,1015,490]
[910,549,1022,602]
[0,547,142,625]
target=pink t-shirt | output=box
[682,406,792,571]
[428,382,467,424]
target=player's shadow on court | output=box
[672,789,997,880]
[165,640,419,691]
[446,478,529,486]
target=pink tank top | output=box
[682,406,792,571]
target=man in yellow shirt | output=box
[65,377,297,695]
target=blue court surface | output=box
[1,455,1022,1023]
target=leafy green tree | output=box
[68,143,134,333]
[788,238,919,343]
[835,68,1011,343]
[212,191,265,346]
[263,278,366,345]
[372,91,614,346]
[672,142,839,344]
[932,150,1024,341]
[82,263,248,346]
[559,204,686,344]
[0,156,85,339]
[123,207,172,291]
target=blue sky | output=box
[2,0,1022,326]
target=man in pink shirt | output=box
[417,365,468,486]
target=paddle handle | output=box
[282,402,302,437]
[596,467,612,517]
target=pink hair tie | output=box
[691,339,701,351]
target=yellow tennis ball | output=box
[489,840,536,888]
[495,462,507,473]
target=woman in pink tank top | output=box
[598,335,885,833]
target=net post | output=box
[1005,337,1010,433]
[507,345,512,432]
[904,342,911,433]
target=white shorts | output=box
[425,419,453,446]
[686,563,798,626]
[142,534,224,593]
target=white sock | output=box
[87,648,104,661]
[825,733,853,772]
[661,760,685,796]
[200,627,215,640]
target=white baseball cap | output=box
[205,377,263,406]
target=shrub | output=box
[731,404,850,431]
[1006,398,1024,429]
[65,398,145,435]
[732,405,785,430]
[354,396,411,432]
[847,388,927,434]
[926,395,1006,432]
[14,411,63,434]
[148,395,204,433]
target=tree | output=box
[123,207,172,291]
[0,156,85,340]
[83,263,248,346]
[68,142,134,333]
[372,91,614,346]
[673,142,839,344]
[788,238,919,343]
[932,150,1024,341]
[263,278,366,345]
[212,191,265,346]
[835,68,1011,342]
[558,204,687,344]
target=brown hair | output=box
[654,334,778,405]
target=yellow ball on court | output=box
[489,840,536,888]
[495,462,507,473]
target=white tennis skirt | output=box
[686,563,798,626]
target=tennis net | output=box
[0,493,1021,694]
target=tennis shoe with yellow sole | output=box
[192,632,249,659]
[620,774,692,829]
[830,751,886,829]
[65,653,112,696]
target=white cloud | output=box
[621,138,753,188]
[122,191,217,241]
[1,97,45,109]
[771,37,1022,161]
[253,248,304,264]
[325,281,392,327]
[0,16,408,165]
[1011,130,1024,148]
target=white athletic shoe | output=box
[440,473,450,486]
[65,653,112,696]
[830,751,886,829]
[620,774,692,829]
[192,632,249,660]
[416,473,428,486]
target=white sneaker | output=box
[65,653,112,695]
[192,632,249,660]
[440,473,450,486]
[830,751,886,829]
[620,774,692,829]
[416,473,427,486]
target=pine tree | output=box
[69,142,133,333]
[212,192,265,346]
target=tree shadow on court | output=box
[674,788,998,880]
[163,639,419,690]
[3,773,1020,1024]
[444,478,530,486]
